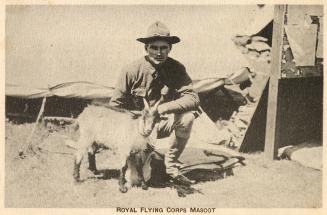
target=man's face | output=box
[146,40,171,64]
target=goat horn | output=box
[143,98,150,110]
[153,97,162,110]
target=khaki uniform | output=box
[110,56,200,177]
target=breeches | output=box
[156,111,195,139]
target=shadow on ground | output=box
[84,150,242,198]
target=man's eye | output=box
[149,46,169,51]
[150,46,159,50]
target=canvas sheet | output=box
[285,25,318,66]
[287,5,323,25]
[243,5,274,35]
[6,67,253,99]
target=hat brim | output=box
[136,36,180,44]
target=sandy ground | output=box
[5,122,322,208]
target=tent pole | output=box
[19,96,47,157]
[264,5,286,160]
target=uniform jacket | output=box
[109,56,200,115]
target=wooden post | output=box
[19,96,47,157]
[264,5,286,160]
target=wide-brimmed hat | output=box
[137,21,180,44]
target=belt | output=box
[192,107,203,119]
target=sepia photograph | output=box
[2,1,324,211]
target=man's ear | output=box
[145,44,149,52]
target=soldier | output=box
[109,21,200,185]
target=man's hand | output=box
[159,113,169,120]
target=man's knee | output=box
[177,112,195,127]
[174,112,195,138]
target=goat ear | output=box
[143,98,150,111]
[130,110,142,118]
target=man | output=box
[109,21,200,185]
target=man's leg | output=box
[158,111,195,184]
[164,136,189,177]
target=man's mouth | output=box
[148,56,165,64]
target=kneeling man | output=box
[110,21,200,185]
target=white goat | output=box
[73,98,160,193]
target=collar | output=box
[144,56,168,78]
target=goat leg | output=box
[119,160,128,193]
[88,152,98,174]
[73,160,81,181]
[73,153,83,182]
[73,147,87,182]
[136,153,148,190]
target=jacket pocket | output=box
[131,87,147,110]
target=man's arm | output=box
[157,65,200,115]
[109,67,134,109]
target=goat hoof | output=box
[88,167,96,172]
[141,184,148,190]
[93,172,104,179]
[119,186,128,193]
[92,169,100,175]
[74,177,83,183]
[73,174,81,182]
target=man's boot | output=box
[165,136,195,186]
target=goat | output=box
[73,98,160,193]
